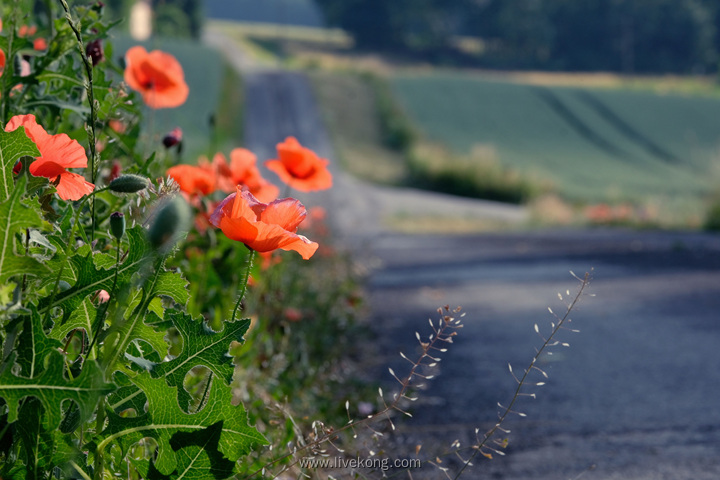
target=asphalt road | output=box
[209,31,720,479]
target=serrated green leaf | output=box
[152,309,250,411]
[16,398,54,480]
[0,176,49,284]
[130,421,237,480]
[0,127,41,201]
[96,373,266,476]
[0,350,115,429]
[102,252,189,370]
[16,307,63,378]
[38,227,152,321]
[49,297,96,344]
[106,372,147,414]
[39,227,189,325]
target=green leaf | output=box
[0,127,41,202]
[151,310,250,410]
[16,398,54,480]
[39,227,190,324]
[0,350,115,429]
[16,307,63,378]
[49,297,96,344]
[38,227,152,321]
[106,372,147,414]
[102,251,189,370]
[96,373,266,476]
[130,421,237,480]
[0,176,49,285]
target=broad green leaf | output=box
[0,176,48,285]
[38,227,154,322]
[102,252,189,370]
[0,350,115,429]
[16,398,54,480]
[130,422,237,480]
[106,372,147,414]
[49,297,96,344]
[96,373,266,476]
[151,309,250,410]
[16,307,63,378]
[0,127,41,201]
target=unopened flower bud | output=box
[147,196,191,252]
[162,127,183,148]
[110,212,125,240]
[86,38,104,66]
[109,174,149,193]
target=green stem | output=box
[195,371,213,414]
[67,186,109,250]
[0,5,19,124]
[59,0,99,242]
[85,239,121,357]
[231,250,255,322]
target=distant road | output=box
[206,29,720,479]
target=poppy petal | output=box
[218,216,259,244]
[55,171,95,201]
[29,160,65,178]
[260,198,307,232]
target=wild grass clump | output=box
[407,142,550,204]
[704,200,720,231]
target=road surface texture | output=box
[205,30,720,479]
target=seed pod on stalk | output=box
[147,195,191,252]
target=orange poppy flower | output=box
[209,187,318,260]
[5,114,94,201]
[33,38,47,51]
[123,46,189,109]
[265,137,332,192]
[167,164,215,196]
[206,149,279,202]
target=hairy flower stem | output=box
[232,250,256,322]
[0,4,19,123]
[59,0,99,242]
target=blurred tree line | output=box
[103,0,202,38]
[315,0,720,73]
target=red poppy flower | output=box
[5,114,94,201]
[167,164,215,196]
[124,46,189,109]
[207,149,279,202]
[18,25,37,37]
[209,187,318,260]
[265,137,332,192]
[0,48,5,77]
[33,38,47,51]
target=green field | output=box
[391,73,720,204]
[111,36,229,160]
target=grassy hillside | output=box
[391,73,720,205]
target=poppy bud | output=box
[147,196,191,252]
[162,127,183,148]
[86,38,104,66]
[110,212,125,240]
[109,174,149,193]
